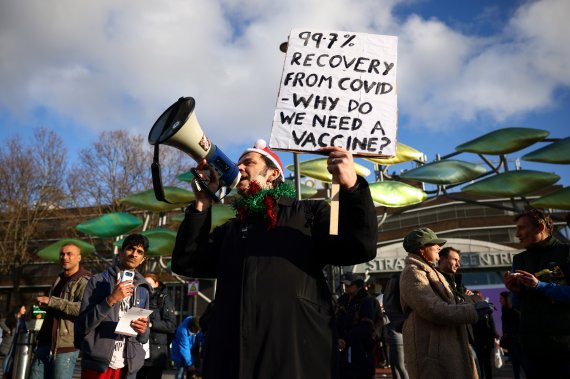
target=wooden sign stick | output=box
[329,178,340,235]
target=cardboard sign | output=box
[270,28,398,157]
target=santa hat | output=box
[241,139,284,179]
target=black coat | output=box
[172,177,377,379]
[335,289,377,378]
[144,284,177,368]
[511,236,570,354]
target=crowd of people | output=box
[0,235,207,379]
[335,209,569,379]
[0,141,568,379]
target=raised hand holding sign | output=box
[271,28,398,234]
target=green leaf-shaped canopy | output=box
[365,143,424,165]
[522,137,570,164]
[455,127,549,155]
[400,160,486,185]
[369,181,427,207]
[462,170,560,197]
[171,203,236,230]
[286,158,370,182]
[121,187,195,212]
[76,212,142,238]
[530,187,570,210]
[37,239,95,262]
[115,229,177,256]
[171,213,184,223]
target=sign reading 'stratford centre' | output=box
[358,251,520,273]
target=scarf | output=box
[232,181,296,229]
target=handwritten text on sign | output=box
[270,29,398,157]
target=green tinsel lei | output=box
[231,181,296,220]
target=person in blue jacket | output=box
[171,315,200,379]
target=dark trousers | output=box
[474,345,493,379]
[506,342,524,379]
[136,365,164,379]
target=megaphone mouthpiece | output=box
[148,97,240,202]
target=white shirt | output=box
[109,297,131,370]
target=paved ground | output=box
[2,357,522,378]
[374,359,521,379]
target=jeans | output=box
[175,365,186,379]
[385,325,408,379]
[28,344,80,379]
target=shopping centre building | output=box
[2,184,568,326]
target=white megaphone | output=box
[148,97,240,202]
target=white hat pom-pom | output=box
[254,139,267,149]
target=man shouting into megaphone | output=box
[171,139,377,379]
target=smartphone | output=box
[121,270,135,282]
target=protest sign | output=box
[270,28,398,158]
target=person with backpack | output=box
[335,273,377,379]
[383,273,409,379]
[137,273,177,379]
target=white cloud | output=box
[447,0,570,123]
[0,0,568,146]
[510,0,570,86]
[397,14,476,128]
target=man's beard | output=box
[231,180,295,229]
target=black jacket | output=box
[172,177,377,379]
[512,236,570,354]
[144,284,177,368]
[383,273,405,333]
[439,271,467,303]
[335,289,377,378]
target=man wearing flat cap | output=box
[335,273,377,379]
[399,228,493,379]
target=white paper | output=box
[114,307,153,337]
[270,28,398,158]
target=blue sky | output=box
[1,0,568,189]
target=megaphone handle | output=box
[190,168,221,203]
[151,144,173,204]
